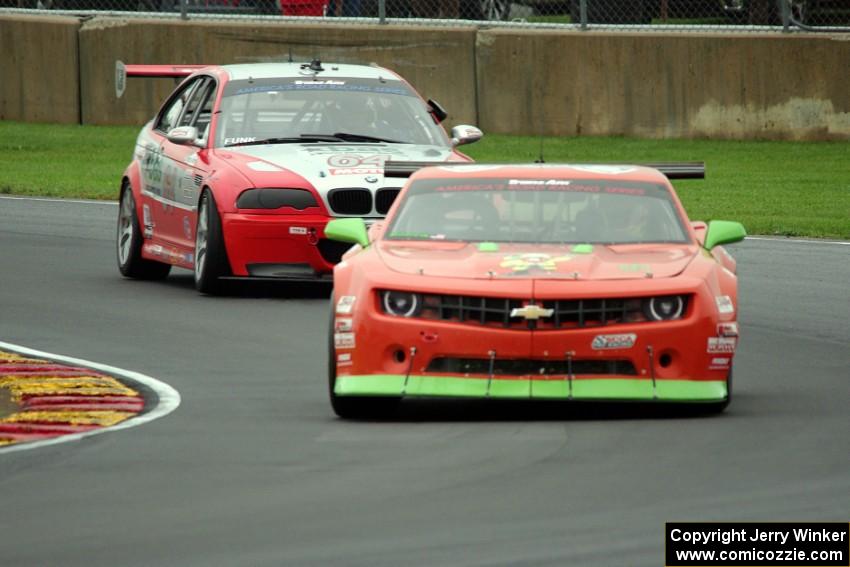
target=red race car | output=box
[115,60,481,293]
[325,162,746,418]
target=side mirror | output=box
[704,220,746,250]
[450,125,483,147]
[427,99,448,123]
[325,218,370,249]
[166,126,199,146]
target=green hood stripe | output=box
[335,374,727,401]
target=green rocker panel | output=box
[334,375,728,402]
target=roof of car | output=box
[221,62,401,82]
[410,164,672,183]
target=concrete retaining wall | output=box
[78,18,478,127]
[0,14,80,123]
[476,29,850,140]
[2,14,848,140]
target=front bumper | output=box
[221,212,349,277]
[334,303,734,402]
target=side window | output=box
[178,78,211,129]
[182,79,217,142]
[154,78,201,134]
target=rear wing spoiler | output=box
[383,161,705,180]
[115,60,210,98]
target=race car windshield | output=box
[215,78,449,148]
[386,177,690,245]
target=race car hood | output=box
[375,241,698,280]
[219,143,455,212]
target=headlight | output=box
[643,295,685,321]
[236,188,317,210]
[381,291,422,317]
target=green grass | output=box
[0,121,847,238]
[465,135,850,239]
[0,121,139,200]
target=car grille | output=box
[328,188,372,215]
[375,188,400,215]
[317,239,353,264]
[537,298,632,329]
[417,293,647,330]
[420,294,527,329]
[426,357,637,376]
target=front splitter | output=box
[335,374,727,402]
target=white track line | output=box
[0,341,181,455]
[0,195,117,205]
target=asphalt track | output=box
[1,196,848,567]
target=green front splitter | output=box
[334,374,727,402]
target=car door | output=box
[157,77,217,257]
[141,76,206,259]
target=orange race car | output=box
[325,163,746,418]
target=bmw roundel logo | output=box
[364,176,379,183]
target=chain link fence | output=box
[1,0,849,30]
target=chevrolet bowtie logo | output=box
[510,304,554,320]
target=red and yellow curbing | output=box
[0,350,145,447]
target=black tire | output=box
[328,293,400,419]
[194,190,232,295]
[117,183,172,280]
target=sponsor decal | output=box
[183,216,192,240]
[709,356,731,370]
[717,322,739,337]
[289,226,308,235]
[500,253,572,275]
[115,61,126,98]
[334,332,355,349]
[592,333,637,350]
[327,154,392,167]
[336,295,356,314]
[432,182,644,196]
[247,161,282,172]
[707,337,737,353]
[141,146,163,189]
[508,179,572,186]
[294,79,345,85]
[435,165,504,173]
[142,204,153,238]
[325,154,392,178]
[337,353,352,367]
[334,318,353,332]
[169,127,192,139]
[161,163,178,204]
[716,295,735,314]
[330,167,382,176]
[182,253,194,264]
[224,137,256,146]
[568,165,637,174]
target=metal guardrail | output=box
[1,0,848,30]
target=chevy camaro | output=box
[325,163,746,418]
[115,60,481,293]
